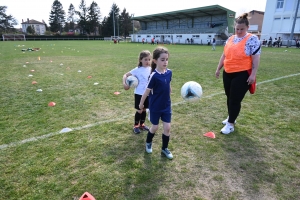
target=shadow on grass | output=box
[221,129,277,198]
[121,131,172,200]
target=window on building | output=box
[276,0,284,9]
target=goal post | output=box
[2,34,26,41]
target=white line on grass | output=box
[1,72,300,150]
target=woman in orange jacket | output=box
[215,13,261,134]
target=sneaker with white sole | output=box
[222,117,237,125]
[161,148,173,159]
[220,122,234,134]
[145,142,152,153]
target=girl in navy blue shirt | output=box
[139,47,173,159]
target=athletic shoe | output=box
[133,126,141,134]
[222,117,237,125]
[145,142,152,153]
[161,148,173,159]
[140,124,149,131]
[220,122,234,134]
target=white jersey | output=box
[130,66,151,95]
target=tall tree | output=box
[67,3,76,30]
[102,3,120,37]
[76,0,88,34]
[119,8,131,37]
[49,0,66,33]
[87,1,101,35]
[0,6,17,33]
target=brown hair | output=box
[138,50,151,67]
[235,13,249,26]
[151,46,169,73]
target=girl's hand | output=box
[139,104,144,110]
[123,84,130,90]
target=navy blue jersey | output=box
[147,69,172,112]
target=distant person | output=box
[142,38,145,44]
[151,37,155,45]
[296,39,300,48]
[123,50,152,134]
[268,36,272,47]
[191,38,194,44]
[273,38,278,47]
[139,46,173,159]
[277,37,282,47]
[215,13,261,134]
[212,37,216,50]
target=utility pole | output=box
[288,0,300,47]
[113,9,115,38]
[131,14,134,42]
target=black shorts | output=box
[135,94,149,110]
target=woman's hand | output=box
[247,74,256,85]
[215,69,221,78]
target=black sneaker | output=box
[133,126,141,134]
[139,124,149,131]
[161,148,173,159]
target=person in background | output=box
[139,46,173,159]
[123,50,152,134]
[212,37,216,50]
[215,13,261,135]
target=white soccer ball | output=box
[181,81,203,102]
[126,75,139,88]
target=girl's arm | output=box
[139,88,151,110]
[123,72,132,90]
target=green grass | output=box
[0,41,300,200]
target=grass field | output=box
[0,40,299,200]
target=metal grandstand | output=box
[131,5,235,44]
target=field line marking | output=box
[1,72,300,151]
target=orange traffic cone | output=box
[79,192,96,200]
[48,102,56,107]
[203,132,215,139]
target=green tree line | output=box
[1,0,136,37]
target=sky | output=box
[2,0,267,28]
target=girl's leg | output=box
[162,122,171,149]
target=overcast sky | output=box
[2,0,267,27]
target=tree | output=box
[26,25,35,35]
[102,3,120,37]
[67,3,76,30]
[87,1,101,35]
[119,8,131,37]
[76,0,89,34]
[49,0,66,33]
[0,6,17,34]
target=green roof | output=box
[132,5,235,22]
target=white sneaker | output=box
[220,122,234,134]
[145,142,152,154]
[222,117,236,125]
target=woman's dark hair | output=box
[138,50,151,67]
[151,46,169,73]
[235,13,249,26]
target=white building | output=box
[261,0,300,45]
[21,19,47,35]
